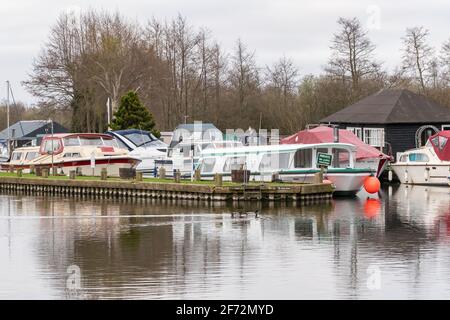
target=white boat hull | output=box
[279,171,372,194]
[356,158,388,178]
[391,164,450,185]
[200,170,372,195]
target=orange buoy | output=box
[363,176,380,194]
[364,198,381,219]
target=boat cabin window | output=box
[430,135,448,150]
[102,138,119,148]
[25,152,38,161]
[259,152,291,171]
[200,158,216,173]
[63,152,81,158]
[43,139,62,153]
[80,137,103,146]
[331,148,350,168]
[294,149,312,168]
[399,154,408,162]
[11,152,22,161]
[64,137,80,146]
[408,153,429,162]
[223,156,246,172]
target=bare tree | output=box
[23,13,79,108]
[326,17,381,92]
[440,39,450,85]
[266,56,299,109]
[401,26,435,92]
[228,39,260,117]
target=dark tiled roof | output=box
[320,89,450,124]
[0,120,51,140]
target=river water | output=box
[1,184,450,299]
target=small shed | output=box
[320,89,450,159]
[0,120,69,148]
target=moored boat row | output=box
[0,122,390,196]
[1,133,141,177]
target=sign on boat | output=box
[316,152,333,167]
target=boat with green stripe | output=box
[197,143,374,195]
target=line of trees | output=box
[1,10,449,135]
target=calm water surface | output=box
[1,184,450,299]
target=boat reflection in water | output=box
[1,184,450,299]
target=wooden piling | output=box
[174,170,181,183]
[101,168,108,180]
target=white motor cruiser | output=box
[391,131,450,185]
[197,142,375,195]
[2,133,141,177]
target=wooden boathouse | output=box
[320,89,450,160]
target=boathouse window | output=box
[408,153,429,162]
[200,158,216,172]
[294,149,312,168]
[223,156,246,172]
[11,152,22,161]
[347,127,363,140]
[363,128,384,147]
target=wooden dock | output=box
[0,176,333,203]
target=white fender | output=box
[424,167,430,182]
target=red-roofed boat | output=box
[281,126,392,177]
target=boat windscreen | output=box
[123,132,159,147]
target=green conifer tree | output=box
[110,91,160,137]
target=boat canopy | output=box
[428,130,450,161]
[281,126,391,161]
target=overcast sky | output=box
[1,0,449,105]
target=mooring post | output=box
[194,169,201,181]
[101,168,107,180]
[174,170,181,183]
[136,171,143,181]
[214,173,223,187]
[42,168,49,178]
[30,165,35,175]
[51,167,57,176]
[17,169,22,178]
[314,165,324,184]
[159,167,166,179]
[69,170,76,180]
